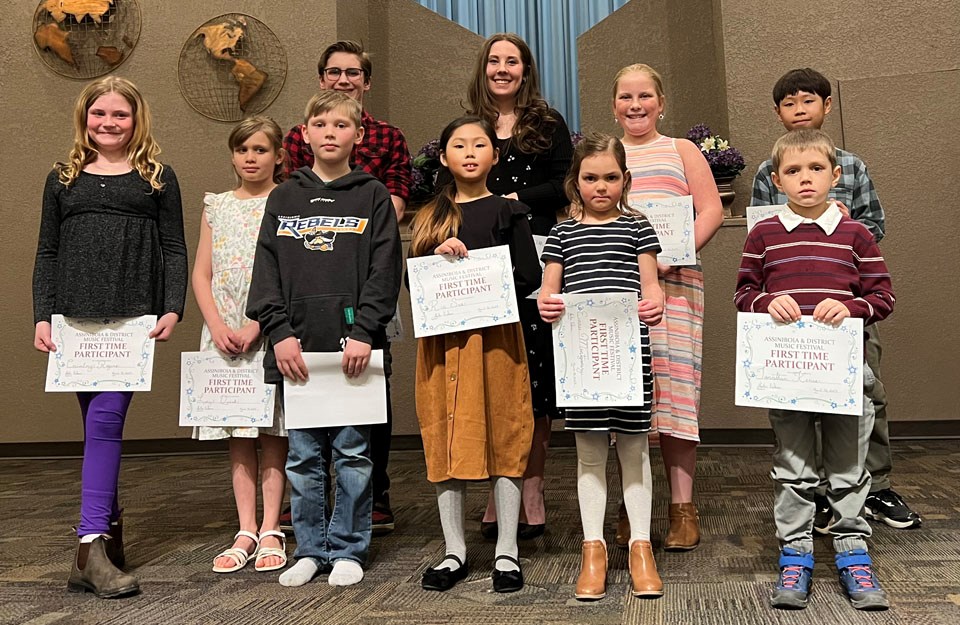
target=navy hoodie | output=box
[246,167,402,383]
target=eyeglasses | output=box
[322,67,364,80]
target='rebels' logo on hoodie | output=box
[277,214,369,252]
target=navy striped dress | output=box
[541,215,661,433]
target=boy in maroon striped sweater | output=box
[735,129,893,611]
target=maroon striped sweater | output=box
[734,216,894,325]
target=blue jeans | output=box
[286,425,373,565]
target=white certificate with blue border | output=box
[633,196,696,266]
[179,351,274,427]
[735,312,863,415]
[45,315,156,392]
[407,245,519,338]
[746,204,790,232]
[553,293,645,407]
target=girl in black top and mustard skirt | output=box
[412,116,540,593]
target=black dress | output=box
[492,110,572,419]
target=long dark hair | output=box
[411,116,498,256]
[466,33,559,155]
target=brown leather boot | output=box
[629,540,663,597]
[106,517,125,569]
[67,537,139,598]
[614,502,630,550]
[664,502,700,551]
[574,540,607,600]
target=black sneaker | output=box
[372,498,395,536]
[813,494,833,535]
[865,488,922,529]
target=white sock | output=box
[79,533,107,544]
[278,557,320,587]
[435,480,467,570]
[329,559,364,586]
[493,476,521,571]
[616,433,653,543]
[576,432,609,543]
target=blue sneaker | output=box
[835,550,890,610]
[770,548,814,609]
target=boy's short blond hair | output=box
[771,129,837,172]
[303,91,362,127]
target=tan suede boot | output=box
[664,502,700,551]
[574,540,607,600]
[629,540,663,597]
[67,537,139,598]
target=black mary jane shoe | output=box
[491,555,524,593]
[517,523,545,540]
[421,554,469,591]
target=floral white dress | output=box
[194,191,286,440]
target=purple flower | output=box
[686,123,713,144]
[686,123,746,179]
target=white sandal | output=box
[212,530,259,573]
[255,529,288,572]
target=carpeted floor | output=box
[0,441,958,625]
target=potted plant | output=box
[686,123,746,217]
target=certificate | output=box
[179,351,274,428]
[45,315,156,392]
[746,204,790,232]
[284,351,387,429]
[407,245,519,338]
[553,293,646,407]
[735,312,863,415]
[526,235,548,300]
[633,196,696,266]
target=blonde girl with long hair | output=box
[33,76,187,598]
[611,63,723,551]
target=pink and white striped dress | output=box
[624,135,703,442]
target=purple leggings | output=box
[77,391,133,536]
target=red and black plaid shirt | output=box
[283,110,412,201]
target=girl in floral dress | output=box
[192,116,289,574]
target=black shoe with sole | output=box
[517,523,545,540]
[865,488,922,529]
[492,555,524,593]
[422,554,468,591]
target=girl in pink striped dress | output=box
[613,64,723,551]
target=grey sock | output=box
[435,480,467,570]
[493,476,521,572]
[278,557,321,587]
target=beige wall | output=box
[580,0,960,429]
[1,0,477,443]
[3,0,958,444]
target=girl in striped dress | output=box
[539,134,664,600]
[613,64,723,550]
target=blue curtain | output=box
[416,0,630,130]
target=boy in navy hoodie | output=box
[247,91,401,588]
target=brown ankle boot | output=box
[629,540,663,597]
[664,502,700,551]
[614,502,630,550]
[67,537,139,598]
[574,540,607,600]
[106,517,125,569]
